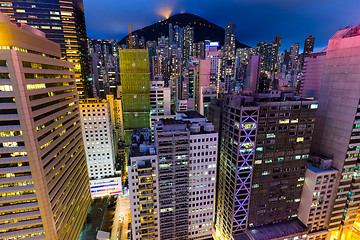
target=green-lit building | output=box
[119,49,150,145]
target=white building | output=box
[188,121,218,239]
[129,114,218,240]
[149,80,175,130]
[80,98,116,179]
[298,156,338,240]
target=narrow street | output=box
[111,196,130,240]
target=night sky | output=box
[84,0,360,51]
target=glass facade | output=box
[119,49,150,145]
[0,0,92,98]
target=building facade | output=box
[129,116,218,240]
[310,25,360,240]
[79,98,116,180]
[215,93,317,240]
[0,15,90,239]
[119,49,150,145]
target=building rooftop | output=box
[129,128,156,158]
[0,13,61,58]
[181,111,205,119]
[306,162,337,174]
[160,118,189,126]
[246,219,308,240]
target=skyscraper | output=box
[0,0,92,98]
[215,93,317,240]
[310,24,360,239]
[119,49,150,145]
[0,14,91,239]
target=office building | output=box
[0,14,91,239]
[310,24,360,239]
[129,115,218,240]
[119,49,150,145]
[0,0,92,98]
[215,92,317,240]
[79,98,116,180]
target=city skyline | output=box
[84,0,360,50]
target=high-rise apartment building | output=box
[149,80,173,129]
[310,24,360,240]
[303,35,315,58]
[119,49,150,145]
[182,25,194,61]
[89,39,120,98]
[215,92,317,240]
[205,42,221,92]
[0,14,90,239]
[0,0,92,98]
[270,35,282,71]
[129,115,218,240]
[79,98,116,180]
[221,22,236,79]
[288,42,300,72]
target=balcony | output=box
[139,184,153,191]
[139,190,153,197]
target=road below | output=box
[111,196,130,240]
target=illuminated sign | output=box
[90,177,122,198]
[205,42,220,47]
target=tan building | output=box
[0,14,91,239]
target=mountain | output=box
[118,13,250,48]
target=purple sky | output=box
[84,0,360,51]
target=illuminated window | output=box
[0,85,13,91]
[297,137,304,142]
[16,9,25,13]
[310,104,318,109]
[279,119,290,124]
[266,133,276,138]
